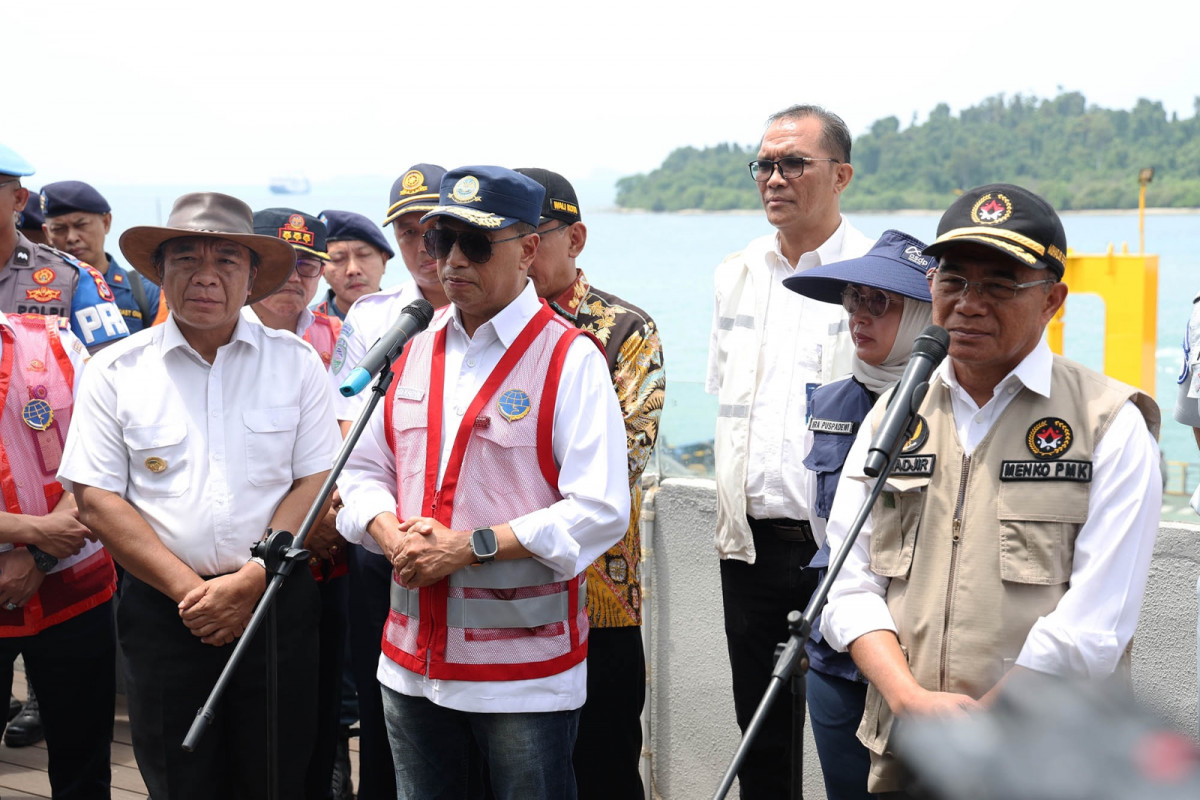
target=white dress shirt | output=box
[58,315,341,576]
[336,281,629,713]
[822,340,1162,679]
[329,282,425,421]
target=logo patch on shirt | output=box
[1000,460,1092,482]
[808,418,856,435]
[144,457,168,473]
[26,288,62,303]
[13,247,30,267]
[21,399,54,431]
[28,359,46,372]
[1025,417,1072,459]
[497,389,531,422]
[901,415,929,454]
[32,267,55,285]
[83,264,115,302]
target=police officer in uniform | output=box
[41,181,162,334]
[0,145,129,353]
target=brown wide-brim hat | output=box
[119,192,297,304]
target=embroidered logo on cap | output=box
[497,389,531,422]
[1026,417,1072,459]
[971,193,1013,225]
[401,170,429,196]
[903,246,929,266]
[279,214,315,247]
[32,267,55,285]
[451,176,482,205]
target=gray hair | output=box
[764,104,853,163]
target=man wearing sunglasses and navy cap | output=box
[337,165,629,798]
[706,104,874,795]
[821,184,1162,795]
[42,180,162,333]
[0,145,129,354]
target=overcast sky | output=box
[9,0,1198,189]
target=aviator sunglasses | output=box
[423,228,531,264]
[841,286,896,317]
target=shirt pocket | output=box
[123,423,189,498]
[869,475,930,579]
[997,481,1087,585]
[243,407,300,487]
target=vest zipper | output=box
[940,454,972,691]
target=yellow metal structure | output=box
[1046,245,1158,396]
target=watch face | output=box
[472,528,498,561]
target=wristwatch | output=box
[26,545,59,573]
[470,528,499,564]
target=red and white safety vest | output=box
[0,315,115,636]
[382,303,590,681]
[303,311,342,371]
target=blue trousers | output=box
[382,685,581,800]
[808,668,877,800]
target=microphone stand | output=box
[182,357,400,800]
[713,413,922,800]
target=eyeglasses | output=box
[0,179,20,192]
[930,273,1057,301]
[538,222,570,236]
[748,157,840,182]
[294,257,325,278]
[841,286,896,317]
[423,228,532,264]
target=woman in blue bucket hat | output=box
[781,228,936,800]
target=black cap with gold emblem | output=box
[923,183,1068,279]
[253,208,329,260]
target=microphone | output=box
[339,299,435,397]
[863,325,951,477]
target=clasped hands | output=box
[373,515,473,589]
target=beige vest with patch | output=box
[856,355,1159,792]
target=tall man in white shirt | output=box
[706,103,873,796]
[337,166,629,799]
[821,184,1162,796]
[58,192,342,800]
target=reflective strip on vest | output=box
[718,403,750,418]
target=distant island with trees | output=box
[615,93,1200,212]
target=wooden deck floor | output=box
[0,664,360,799]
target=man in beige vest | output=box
[822,183,1162,796]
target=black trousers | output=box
[573,625,646,799]
[118,571,319,800]
[307,572,349,800]
[346,544,397,800]
[719,520,820,799]
[0,600,115,800]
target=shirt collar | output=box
[442,280,542,348]
[547,269,588,321]
[938,337,1054,401]
[766,216,849,274]
[161,310,260,358]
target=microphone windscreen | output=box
[912,325,951,361]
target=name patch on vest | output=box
[1000,460,1093,482]
[808,418,856,435]
[394,386,425,401]
[892,454,936,476]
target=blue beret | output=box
[319,210,395,260]
[253,208,329,259]
[421,166,544,230]
[383,164,446,226]
[40,180,112,217]
[0,143,35,177]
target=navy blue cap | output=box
[923,183,1067,279]
[783,230,936,303]
[40,180,112,217]
[253,208,329,259]
[319,210,395,260]
[422,166,544,231]
[0,143,34,177]
[383,164,446,226]
[16,189,44,230]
